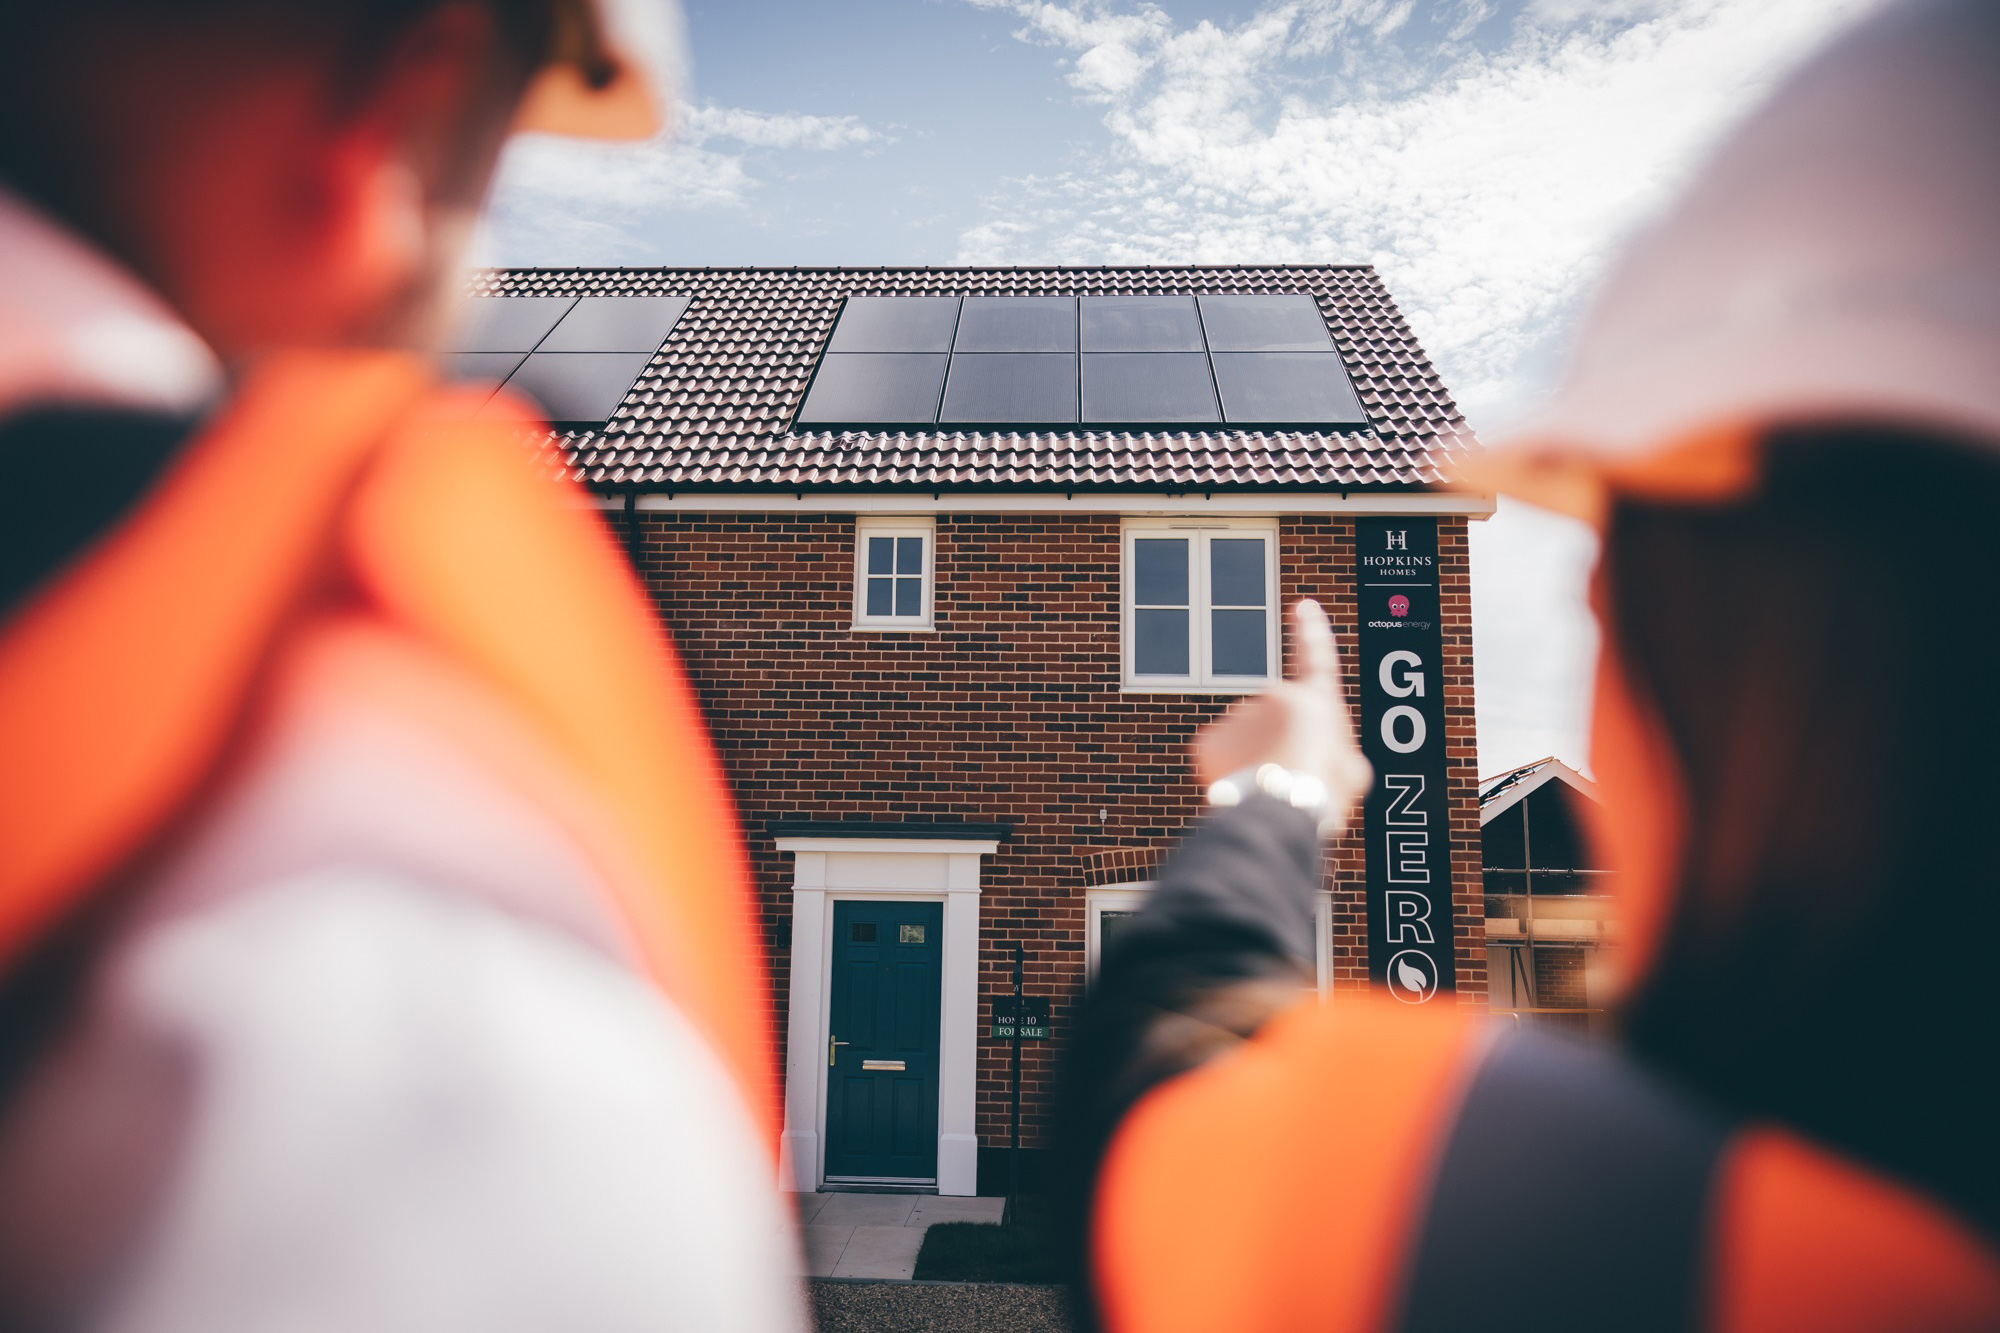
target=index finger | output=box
[1290,597,1338,687]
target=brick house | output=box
[453,265,1490,1195]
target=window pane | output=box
[1210,538,1266,607]
[851,922,877,942]
[896,536,923,575]
[895,577,921,618]
[868,536,896,575]
[867,577,893,617]
[1133,538,1189,606]
[1135,608,1190,676]
[899,924,927,944]
[1099,910,1141,955]
[1211,609,1268,675]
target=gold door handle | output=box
[829,1036,850,1067]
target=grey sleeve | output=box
[1050,795,1322,1306]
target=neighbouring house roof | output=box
[466,264,1478,494]
[1478,756,1599,826]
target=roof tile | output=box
[476,265,1474,491]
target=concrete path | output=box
[810,1279,1072,1332]
[793,1193,1008,1279]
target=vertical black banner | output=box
[1355,517,1455,1003]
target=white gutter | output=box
[621,490,1497,517]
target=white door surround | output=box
[777,835,998,1196]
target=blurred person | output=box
[1057,0,2000,1329]
[0,1,800,1329]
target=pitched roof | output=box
[1478,756,1599,825]
[468,264,1477,493]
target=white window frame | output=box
[1121,519,1280,692]
[852,517,935,631]
[1086,881,1332,996]
[775,836,997,1196]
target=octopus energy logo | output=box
[1387,594,1410,617]
[1387,949,1438,1003]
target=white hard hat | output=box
[514,0,683,140]
[1470,0,2000,522]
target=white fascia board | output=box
[773,837,1002,857]
[629,491,1497,517]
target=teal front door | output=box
[825,901,944,1181]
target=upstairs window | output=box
[853,519,934,630]
[1123,521,1277,690]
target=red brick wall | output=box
[1533,944,1589,1008]
[632,509,1482,1149]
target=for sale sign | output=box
[1354,518,1455,1003]
[990,998,1049,1040]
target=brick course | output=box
[634,509,1482,1149]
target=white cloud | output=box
[959,0,1882,771]
[1468,499,1600,775]
[958,0,1879,427]
[678,105,884,152]
[480,103,886,265]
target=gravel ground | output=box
[809,1279,1076,1332]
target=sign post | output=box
[1354,517,1455,1003]
[989,947,1048,1225]
[1009,944,1023,1225]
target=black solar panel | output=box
[939,353,1078,424]
[503,351,654,423]
[1080,353,1220,423]
[453,296,577,353]
[1211,352,1366,425]
[826,297,961,353]
[1196,294,1333,352]
[538,295,690,353]
[446,352,527,391]
[797,353,949,424]
[1079,296,1205,352]
[952,297,1076,352]
[787,293,1367,431]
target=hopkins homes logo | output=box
[1362,527,1433,575]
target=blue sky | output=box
[482,0,1879,772]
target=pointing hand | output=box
[1192,599,1372,838]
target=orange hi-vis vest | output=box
[0,352,775,1145]
[1093,998,2000,1333]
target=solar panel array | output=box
[796,295,1367,429]
[448,294,690,423]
